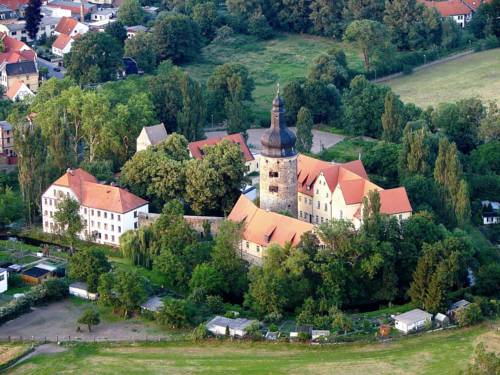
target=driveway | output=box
[0,299,169,342]
[206,128,344,154]
[37,57,65,79]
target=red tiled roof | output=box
[229,195,314,247]
[55,16,78,35]
[379,187,413,215]
[52,33,72,50]
[0,0,28,11]
[188,133,254,162]
[297,154,412,215]
[52,168,148,213]
[0,32,33,54]
[421,0,472,16]
[462,0,491,11]
[5,79,30,100]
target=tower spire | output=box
[277,82,280,95]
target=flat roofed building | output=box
[206,316,257,337]
[394,309,433,333]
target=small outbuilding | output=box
[69,282,98,301]
[0,268,8,293]
[447,299,471,320]
[21,266,52,285]
[393,309,432,333]
[265,331,278,341]
[434,313,450,327]
[206,316,256,337]
[140,296,164,313]
[312,330,330,341]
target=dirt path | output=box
[0,300,170,342]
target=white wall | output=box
[0,270,7,293]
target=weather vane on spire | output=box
[277,82,280,95]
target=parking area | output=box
[206,128,345,154]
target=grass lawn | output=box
[0,343,31,366]
[8,323,499,374]
[384,48,500,107]
[316,137,376,163]
[183,33,363,122]
[0,240,41,254]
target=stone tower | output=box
[259,85,298,217]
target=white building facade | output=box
[42,169,148,246]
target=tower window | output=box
[269,171,278,178]
[269,186,278,193]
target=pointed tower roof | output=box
[260,84,296,158]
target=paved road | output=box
[206,128,345,154]
[37,57,65,79]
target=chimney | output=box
[67,168,74,175]
[80,2,84,22]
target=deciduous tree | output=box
[295,107,313,153]
[68,248,111,292]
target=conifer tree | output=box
[177,74,206,141]
[409,252,432,307]
[25,0,42,42]
[399,124,429,176]
[381,92,402,142]
[423,263,447,313]
[295,107,313,153]
[455,179,471,226]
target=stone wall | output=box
[259,154,297,217]
[138,212,224,237]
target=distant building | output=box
[188,133,258,174]
[481,200,500,225]
[69,282,98,300]
[136,123,168,152]
[52,16,88,56]
[206,316,257,337]
[21,266,52,284]
[46,0,96,21]
[420,0,473,27]
[0,16,59,41]
[447,299,471,320]
[0,268,7,293]
[393,309,432,333]
[228,195,314,265]
[0,60,39,93]
[0,0,28,18]
[140,296,164,313]
[126,25,147,38]
[311,330,330,340]
[434,313,450,327]
[0,120,14,156]
[41,168,149,246]
[90,7,116,22]
[5,79,33,101]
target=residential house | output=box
[0,32,35,63]
[0,120,14,156]
[52,16,88,56]
[0,16,59,41]
[228,194,314,265]
[136,123,167,152]
[69,282,98,300]
[393,309,433,333]
[188,133,259,174]
[5,79,33,101]
[481,200,500,225]
[47,0,96,21]
[420,0,473,27]
[0,4,17,21]
[0,0,28,18]
[0,60,38,93]
[0,268,7,293]
[296,155,412,228]
[434,313,450,327]
[126,25,147,38]
[41,168,149,246]
[90,7,116,21]
[206,316,257,337]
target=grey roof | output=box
[0,267,7,273]
[0,4,13,12]
[141,296,164,312]
[6,61,37,76]
[94,8,116,15]
[127,25,147,32]
[69,281,89,291]
[40,16,61,26]
[143,123,167,146]
[449,299,470,311]
[434,313,448,322]
[0,120,12,131]
[206,316,255,331]
[394,309,432,324]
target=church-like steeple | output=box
[261,84,296,158]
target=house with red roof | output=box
[0,32,35,64]
[296,154,412,229]
[42,168,149,246]
[229,195,315,265]
[420,0,473,27]
[5,79,33,101]
[188,133,259,174]
[51,16,88,56]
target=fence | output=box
[0,335,177,344]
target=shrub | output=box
[456,303,483,327]
[191,323,209,341]
[206,295,225,314]
[402,65,413,75]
